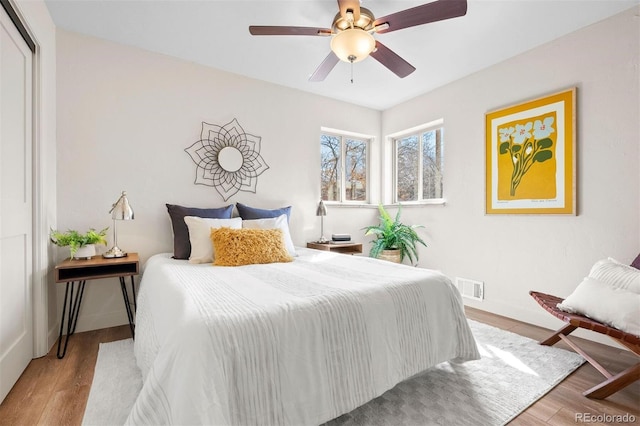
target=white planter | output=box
[73,244,96,260]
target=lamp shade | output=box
[104,191,134,258]
[110,191,134,220]
[316,200,328,243]
[316,200,327,216]
[330,28,375,63]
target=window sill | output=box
[323,202,378,209]
[389,199,447,207]
[323,199,446,208]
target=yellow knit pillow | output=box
[210,227,294,266]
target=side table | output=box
[306,241,363,255]
[54,253,139,358]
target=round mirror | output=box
[218,147,244,172]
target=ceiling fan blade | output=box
[369,41,416,78]
[249,26,332,36]
[309,52,340,82]
[373,0,467,34]
[337,0,360,23]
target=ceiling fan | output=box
[249,0,467,82]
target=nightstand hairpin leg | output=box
[56,280,87,359]
[119,276,136,338]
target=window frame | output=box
[390,119,445,205]
[320,127,372,205]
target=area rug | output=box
[82,320,584,426]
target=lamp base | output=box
[316,236,329,244]
[103,246,128,258]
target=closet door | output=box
[0,4,33,403]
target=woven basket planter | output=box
[378,249,401,264]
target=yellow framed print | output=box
[485,88,576,215]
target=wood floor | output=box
[0,308,638,426]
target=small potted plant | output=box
[50,227,109,259]
[363,204,426,265]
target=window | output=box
[393,121,444,203]
[320,130,370,203]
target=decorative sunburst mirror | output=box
[185,119,269,201]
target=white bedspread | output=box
[126,250,479,425]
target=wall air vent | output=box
[455,277,484,301]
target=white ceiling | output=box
[44,0,638,110]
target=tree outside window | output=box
[394,125,444,203]
[321,134,341,201]
[321,131,369,203]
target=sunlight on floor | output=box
[475,341,494,359]
[486,344,539,376]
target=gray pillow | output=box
[236,202,292,222]
[166,203,233,259]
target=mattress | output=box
[126,249,479,425]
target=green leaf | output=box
[363,226,384,236]
[512,145,521,153]
[378,204,393,228]
[533,150,553,163]
[394,204,402,224]
[369,239,386,258]
[499,142,510,154]
[537,138,553,149]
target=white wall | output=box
[55,29,381,331]
[13,0,57,356]
[56,6,639,342]
[382,6,639,341]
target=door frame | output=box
[1,0,50,358]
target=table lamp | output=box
[103,191,134,258]
[316,199,328,243]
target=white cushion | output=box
[184,216,242,264]
[588,257,640,293]
[242,214,296,257]
[557,276,640,336]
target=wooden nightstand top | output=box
[307,242,363,255]
[55,253,139,283]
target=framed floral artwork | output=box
[485,88,576,215]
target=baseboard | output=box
[47,323,59,355]
[73,310,130,334]
[44,311,129,358]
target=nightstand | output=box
[307,241,363,255]
[54,253,139,358]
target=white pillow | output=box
[557,276,640,336]
[242,214,296,257]
[184,216,242,264]
[588,258,640,293]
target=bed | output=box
[125,249,479,425]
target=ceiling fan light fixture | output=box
[330,28,375,63]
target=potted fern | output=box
[363,204,426,265]
[50,227,109,259]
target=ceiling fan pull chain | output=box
[349,55,355,83]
